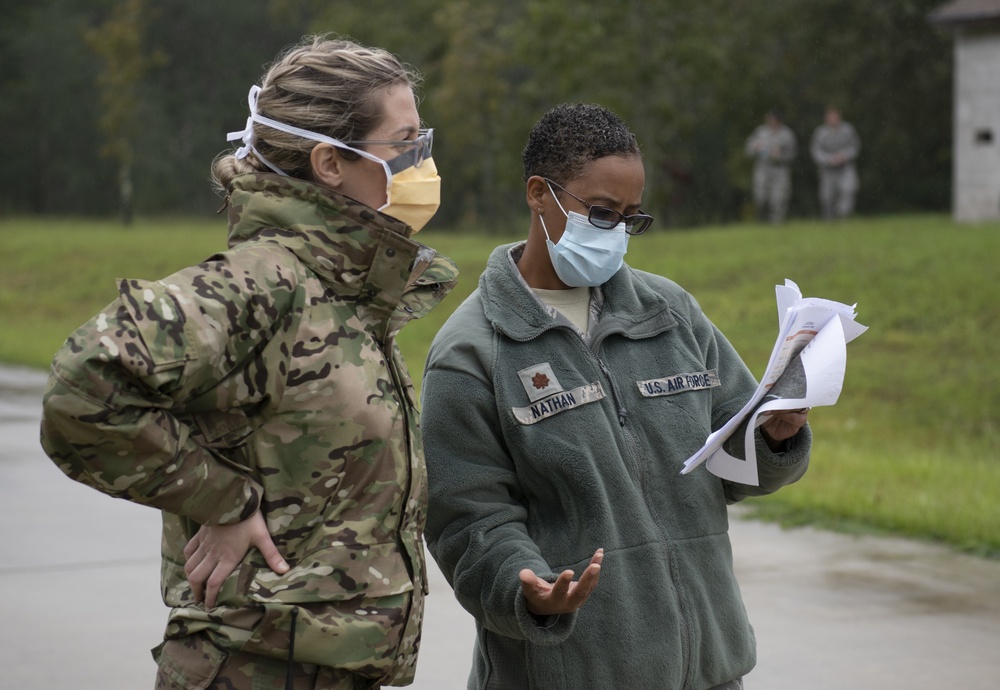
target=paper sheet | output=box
[680,279,867,485]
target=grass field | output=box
[2,214,998,555]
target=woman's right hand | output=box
[183,509,289,609]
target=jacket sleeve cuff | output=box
[512,582,577,645]
[755,423,811,468]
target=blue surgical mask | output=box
[539,184,629,287]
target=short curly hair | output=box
[522,103,641,184]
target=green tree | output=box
[85,0,163,225]
[136,0,307,214]
[0,0,112,215]
[427,1,531,229]
[0,0,954,225]
[507,0,735,223]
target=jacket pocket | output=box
[191,408,256,449]
[216,542,419,677]
[238,592,414,680]
[174,406,262,476]
[118,278,194,371]
[245,541,415,604]
[152,635,228,690]
[234,543,422,682]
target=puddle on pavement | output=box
[821,549,1000,617]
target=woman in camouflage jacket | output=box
[39,36,457,690]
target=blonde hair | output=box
[211,35,421,192]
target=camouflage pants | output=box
[818,165,858,220]
[153,633,380,690]
[752,164,792,223]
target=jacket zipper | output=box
[590,331,694,688]
[285,606,298,689]
[594,355,646,487]
[379,335,428,596]
[503,318,696,685]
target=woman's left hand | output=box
[760,408,809,450]
[183,509,289,609]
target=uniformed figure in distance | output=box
[745,110,797,223]
[810,106,861,220]
[39,35,457,690]
[420,103,812,690]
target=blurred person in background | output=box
[811,105,861,220]
[745,109,798,223]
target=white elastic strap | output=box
[226,85,392,196]
[226,86,289,177]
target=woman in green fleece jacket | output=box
[420,103,811,690]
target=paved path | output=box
[2,365,998,688]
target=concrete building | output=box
[930,0,1000,222]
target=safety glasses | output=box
[347,128,434,173]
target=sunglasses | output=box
[545,178,654,236]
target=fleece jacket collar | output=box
[480,242,679,344]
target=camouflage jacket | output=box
[745,124,797,168]
[39,173,458,683]
[810,121,861,168]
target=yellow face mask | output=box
[379,156,441,234]
[227,90,441,231]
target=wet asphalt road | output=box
[1,364,998,689]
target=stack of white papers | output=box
[681,279,868,485]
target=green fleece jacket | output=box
[421,243,810,690]
[40,174,458,683]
